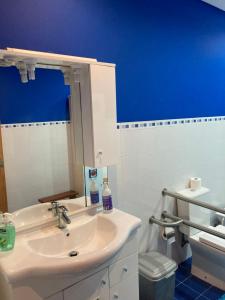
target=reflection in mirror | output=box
[0,66,86,214]
[84,167,108,206]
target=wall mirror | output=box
[0,49,111,217]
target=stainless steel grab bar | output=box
[150,211,225,240]
[149,216,183,227]
[162,188,225,215]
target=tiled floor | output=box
[174,258,224,300]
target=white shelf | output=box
[177,187,210,199]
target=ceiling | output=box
[202,0,225,11]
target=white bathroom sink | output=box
[26,215,116,257]
[12,198,85,230]
[0,208,141,283]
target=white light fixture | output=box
[27,63,36,80]
[61,67,80,85]
[70,68,81,84]
[16,62,28,83]
[61,67,71,85]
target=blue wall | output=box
[0,68,69,124]
[0,0,225,123]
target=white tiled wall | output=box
[2,122,74,212]
[116,120,225,262]
[3,117,225,263]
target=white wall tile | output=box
[2,123,73,212]
[116,121,225,262]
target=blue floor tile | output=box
[175,258,225,300]
[176,279,181,287]
[176,266,191,282]
[202,286,224,300]
[179,257,192,272]
[196,296,210,300]
[175,283,199,300]
[183,275,211,293]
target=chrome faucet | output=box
[58,205,71,229]
[49,201,71,229]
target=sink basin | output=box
[0,207,141,285]
[12,198,85,230]
[27,215,116,257]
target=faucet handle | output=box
[59,205,68,212]
[48,201,60,216]
[48,201,59,209]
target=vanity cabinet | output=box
[10,218,140,300]
[63,253,138,300]
[64,269,109,300]
[109,253,139,300]
[46,292,63,300]
[110,273,139,300]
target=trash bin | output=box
[139,251,177,300]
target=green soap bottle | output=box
[0,213,16,252]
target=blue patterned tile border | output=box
[117,116,225,129]
[2,117,225,130]
[1,121,70,128]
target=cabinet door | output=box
[110,273,139,300]
[81,64,118,168]
[46,292,63,300]
[64,269,109,300]
[109,253,138,287]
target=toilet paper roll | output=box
[161,227,176,245]
[190,177,202,191]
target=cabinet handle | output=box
[95,298,100,300]
[113,294,119,299]
[123,266,128,272]
[101,280,106,285]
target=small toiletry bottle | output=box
[0,212,7,251]
[0,213,15,252]
[5,214,16,251]
[90,179,100,205]
[102,178,113,212]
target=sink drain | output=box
[68,250,79,257]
